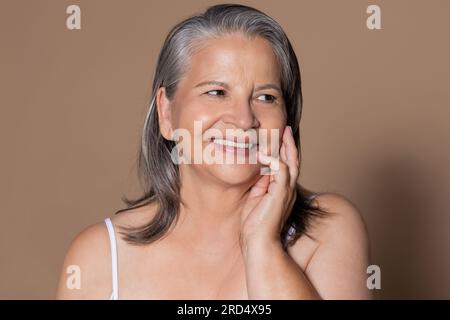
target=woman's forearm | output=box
[242,238,321,300]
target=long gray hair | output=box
[115,3,326,249]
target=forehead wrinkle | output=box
[187,36,281,92]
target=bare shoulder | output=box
[56,220,112,299]
[288,192,372,299]
[308,192,369,243]
[55,202,159,299]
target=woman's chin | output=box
[205,163,261,186]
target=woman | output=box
[56,3,371,300]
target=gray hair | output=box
[115,3,326,249]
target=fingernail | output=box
[285,126,292,136]
[287,126,292,134]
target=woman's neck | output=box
[170,166,254,254]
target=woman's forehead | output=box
[185,34,281,84]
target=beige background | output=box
[1,0,449,299]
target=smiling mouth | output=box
[211,138,258,150]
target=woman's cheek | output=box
[256,110,286,154]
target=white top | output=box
[104,218,119,300]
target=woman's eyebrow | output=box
[194,80,281,93]
[255,83,281,93]
[194,80,230,90]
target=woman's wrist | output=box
[240,233,283,260]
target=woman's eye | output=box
[206,89,226,97]
[257,94,277,103]
[204,90,277,103]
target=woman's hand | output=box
[240,125,300,253]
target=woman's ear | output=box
[156,86,173,140]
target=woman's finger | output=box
[280,140,287,163]
[282,126,299,188]
[247,175,270,199]
[257,150,289,189]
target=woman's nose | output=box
[221,98,259,130]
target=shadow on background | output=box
[356,153,450,299]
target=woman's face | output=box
[157,33,287,186]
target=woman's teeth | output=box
[213,138,254,149]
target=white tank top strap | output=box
[104,218,119,300]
